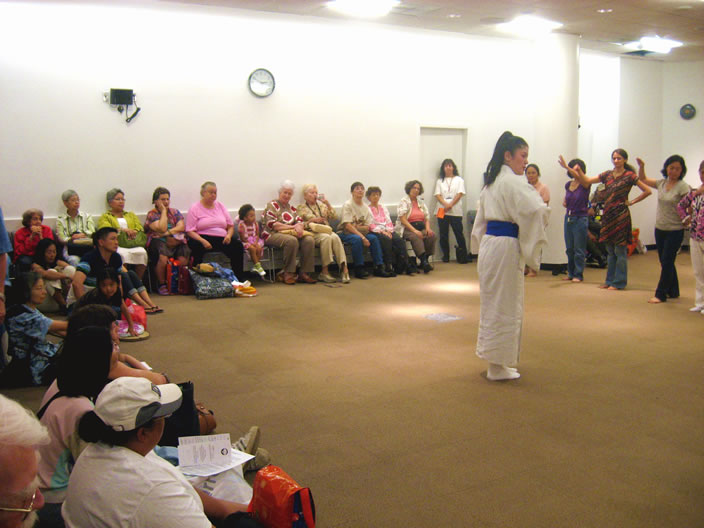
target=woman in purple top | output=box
[562,158,591,282]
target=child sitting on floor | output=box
[238,204,267,278]
[75,267,139,337]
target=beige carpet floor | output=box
[4,250,704,527]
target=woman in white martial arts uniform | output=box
[471,131,550,381]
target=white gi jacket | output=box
[470,164,549,365]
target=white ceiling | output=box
[162,0,704,61]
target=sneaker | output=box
[244,447,272,473]
[253,263,266,277]
[341,270,351,283]
[689,306,704,312]
[234,425,260,455]
[319,272,337,283]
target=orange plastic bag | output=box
[627,228,640,256]
[249,466,315,528]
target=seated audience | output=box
[56,190,95,258]
[36,326,114,528]
[263,180,316,285]
[62,377,252,527]
[31,238,75,314]
[187,181,244,280]
[13,209,54,272]
[0,393,50,528]
[97,188,148,280]
[338,182,390,279]
[237,204,267,279]
[75,268,138,337]
[366,186,408,276]
[71,227,162,314]
[145,187,191,295]
[395,180,436,273]
[4,272,67,386]
[297,184,349,283]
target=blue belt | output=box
[486,220,518,238]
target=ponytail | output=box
[78,411,132,446]
[484,131,528,187]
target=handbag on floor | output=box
[189,269,234,300]
[249,465,315,528]
[159,381,217,446]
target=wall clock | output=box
[248,68,275,98]
[679,104,695,120]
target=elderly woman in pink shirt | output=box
[186,181,244,279]
[366,186,409,276]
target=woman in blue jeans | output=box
[337,182,391,279]
[562,159,591,282]
[636,155,691,304]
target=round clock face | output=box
[248,68,275,98]
[680,103,695,120]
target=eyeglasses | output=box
[0,489,37,513]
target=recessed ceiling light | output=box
[623,36,683,54]
[496,14,563,37]
[327,0,400,18]
[447,13,461,19]
[597,8,613,13]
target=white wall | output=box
[662,61,704,191]
[578,51,620,179]
[618,58,664,245]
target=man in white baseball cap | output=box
[62,377,253,528]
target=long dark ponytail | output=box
[484,131,528,187]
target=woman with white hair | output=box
[263,180,316,285]
[56,189,95,258]
[297,183,350,283]
[0,394,49,528]
[97,188,148,280]
[186,181,244,280]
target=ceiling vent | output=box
[391,3,440,17]
[623,49,654,57]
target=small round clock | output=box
[248,68,275,98]
[679,104,695,120]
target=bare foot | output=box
[562,277,572,281]
[599,284,609,289]
[607,286,619,291]
[572,278,582,283]
[526,271,537,277]
[648,297,662,304]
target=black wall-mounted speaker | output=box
[110,89,134,105]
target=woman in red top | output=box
[14,209,55,272]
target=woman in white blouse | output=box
[434,159,469,263]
